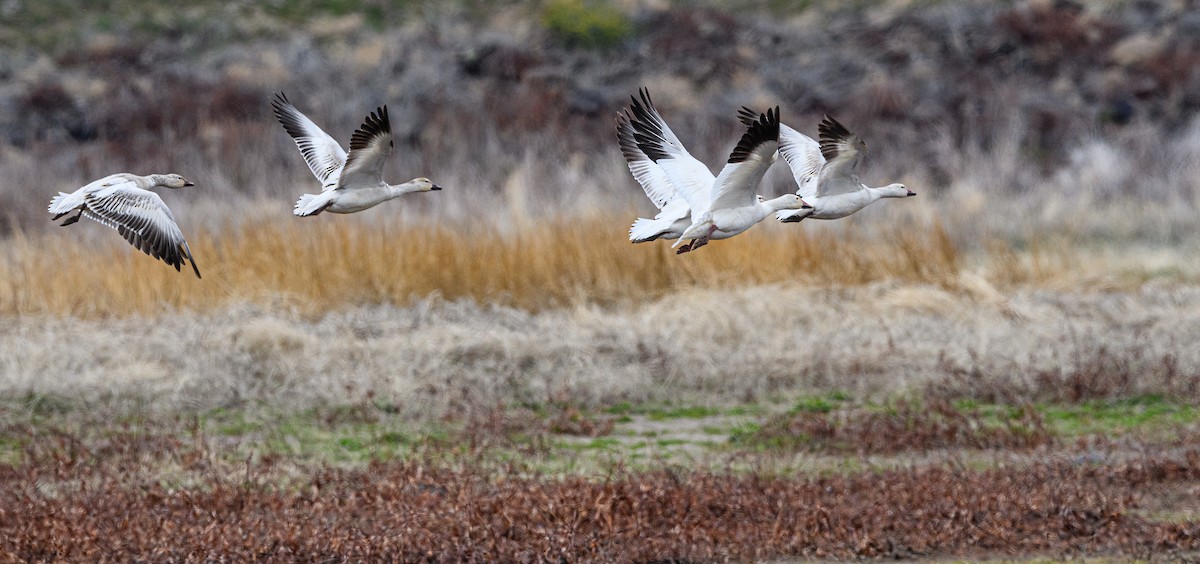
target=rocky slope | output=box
[0,0,1197,235]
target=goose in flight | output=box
[736,109,915,223]
[620,103,774,243]
[271,92,442,217]
[47,173,201,278]
[621,89,809,253]
[616,103,690,243]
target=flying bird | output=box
[616,103,691,243]
[620,88,809,253]
[47,173,201,278]
[735,109,915,223]
[271,92,442,217]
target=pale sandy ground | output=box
[3,278,1197,420]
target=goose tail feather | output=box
[48,191,83,217]
[629,218,667,243]
[294,192,334,217]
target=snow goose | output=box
[621,89,808,253]
[271,92,442,217]
[634,103,807,254]
[735,109,915,223]
[620,89,753,244]
[47,173,201,278]
[616,99,691,243]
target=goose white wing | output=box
[737,108,822,200]
[83,182,201,278]
[616,110,676,210]
[652,196,690,224]
[87,173,139,191]
[626,88,715,214]
[780,124,823,200]
[337,105,393,191]
[271,92,347,189]
[707,107,780,212]
[815,115,867,198]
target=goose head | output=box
[157,173,194,189]
[765,193,813,211]
[410,177,443,192]
[880,183,915,198]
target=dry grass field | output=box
[3,0,1200,560]
[0,212,968,316]
[4,203,1199,560]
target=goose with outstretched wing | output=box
[639,104,808,254]
[616,91,693,243]
[48,173,201,278]
[271,92,442,217]
[620,88,809,253]
[735,109,915,223]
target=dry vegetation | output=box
[745,399,1054,453]
[4,273,1198,419]
[3,425,1200,561]
[3,0,1200,559]
[0,212,966,316]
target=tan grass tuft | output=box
[0,214,963,317]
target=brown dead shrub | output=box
[995,2,1118,69]
[646,8,741,81]
[747,400,1052,454]
[545,404,615,437]
[2,434,1199,561]
[23,82,73,114]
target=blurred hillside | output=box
[0,0,1198,243]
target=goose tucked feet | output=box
[677,223,717,254]
[57,211,83,226]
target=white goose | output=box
[47,173,201,278]
[622,89,809,253]
[616,101,690,243]
[637,104,807,253]
[734,109,915,223]
[271,92,442,217]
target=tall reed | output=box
[0,213,965,317]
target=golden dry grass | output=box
[0,211,1052,318]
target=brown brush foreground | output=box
[3,427,1200,561]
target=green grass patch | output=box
[217,419,263,437]
[725,404,766,417]
[565,437,621,451]
[542,0,631,49]
[727,421,762,445]
[604,402,634,415]
[1042,395,1200,436]
[790,392,851,414]
[0,436,26,466]
[603,402,725,420]
[588,437,622,450]
[646,406,722,421]
[191,404,449,465]
[337,437,364,452]
[376,431,409,446]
